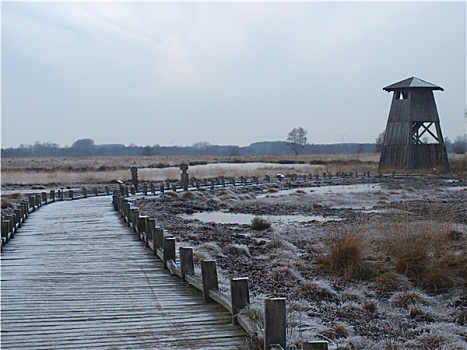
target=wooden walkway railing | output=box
[113,194,331,350]
[1,196,248,349]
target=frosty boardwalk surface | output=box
[1,196,247,349]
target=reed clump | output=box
[379,205,466,290]
[318,228,375,280]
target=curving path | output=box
[1,196,247,349]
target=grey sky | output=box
[2,1,465,148]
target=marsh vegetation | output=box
[2,154,466,349]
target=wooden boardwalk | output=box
[1,196,248,349]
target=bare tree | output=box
[375,131,385,153]
[287,127,307,155]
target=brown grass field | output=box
[2,153,465,187]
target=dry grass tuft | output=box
[390,291,430,308]
[379,204,466,290]
[251,216,272,231]
[320,322,351,340]
[294,280,338,300]
[383,228,434,278]
[454,310,467,325]
[370,271,412,295]
[363,300,378,313]
[319,228,375,280]
[408,306,434,322]
[268,266,302,282]
[223,244,251,257]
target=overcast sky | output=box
[2,1,466,148]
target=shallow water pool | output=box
[179,211,340,225]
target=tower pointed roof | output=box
[383,77,444,92]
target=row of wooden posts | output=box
[112,194,330,350]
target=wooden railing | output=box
[1,186,112,249]
[113,194,332,350]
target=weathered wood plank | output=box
[1,197,247,349]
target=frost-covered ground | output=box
[135,176,467,349]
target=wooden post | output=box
[14,209,22,228]
[6,215,14,235]
[160,184,165,194]
[124,186,129,197]
[29,196,35,211]
[130,186,136,195]
[138,216,148,240]
[124,203,131,223]
[150,183,155,195]
[230,277,250,325]
[112,195,118,210]
[131,209,139,232]
[301,341,329,350]
[69,189,74,200]
[21,201,29,217]
[50,190,55,202]
[264,298,286,350]
[94,187,98,196]
[1,220,10,242]
[154,227,164,250]
[201,260,218,303]
[105,186,110,195]
[179,247,194,282]
[41,192,47,204]
[83,187,87,198]
[163,236,176,270]
[146,219,156,248]
[35,194,41,208]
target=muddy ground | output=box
[134,175,467,349]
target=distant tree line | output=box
[3,134,464,158]
[2,138,377,158]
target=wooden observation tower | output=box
[379,77,450,171]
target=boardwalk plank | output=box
[1,197,247,349]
